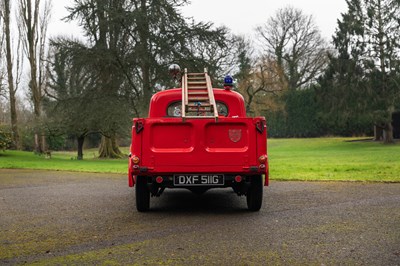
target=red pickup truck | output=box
[128,69,268,212]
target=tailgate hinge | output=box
[256,120,264,133]
[135,121,144,134]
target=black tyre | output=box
[136,176,150,212]
[246,175,263,211]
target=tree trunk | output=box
[9,95,20,149]
[33,106,44,154]
[77,135,85,160]
[32,52,44,153]
[4,0,20,149]
[374,125,384,141]
[98,134,123,158]
[138,0,152,117]
[245,91,254,114]
[20,0,47,154]
[383,122,394,144]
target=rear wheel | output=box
[246,175,263,211]
[136,176,150,212]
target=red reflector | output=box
[234,175,242,183]
[156,176,164,184]
[259,155,267,164]
[132,156,140,164]
[259,164,266,170]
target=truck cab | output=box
[129,68,268,212]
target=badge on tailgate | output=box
[174,174,224,186]
[229,129,242,143]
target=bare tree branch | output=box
[18,0,52,153]
[256,6,328,91]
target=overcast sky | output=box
[49,0,348,42]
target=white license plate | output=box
[173,174,224,186]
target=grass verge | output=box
[0,138,399,182]
[268,138,400,182]
[0,148,128,174]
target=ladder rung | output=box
[186,107,212,113]
[188,80,206,83]
[187,103,211,107]
[184,116,217,119]
[187,73,205,76]
[187,105,213,109]
[186,106,213,111]
[188,81,207,85]
[188,91,208,95]
[188,77,206,80]
[188,87,207,90]
[188,97,210,101]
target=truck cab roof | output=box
[148,88,247,118]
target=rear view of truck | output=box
[128,68,268,212]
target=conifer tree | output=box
[56,0,231,157]
[318,0,400,143]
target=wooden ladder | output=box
[181,68,218,121]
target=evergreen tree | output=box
[318,0,400,143]
[66,0,231,112]
[46,38,102,159]
[59,0,232,157]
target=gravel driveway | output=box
[0,169,399,265]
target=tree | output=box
[256,6,328,91]
[227,36,284,116]
[0,127,12,151]
[64,0,138,158]
[45,38,94,159]
[0,11,4,100]
[66,0,231,113]
[318,0,400,143]
[18,0,52,153]
[238,59,284,115]
[64,0,232,158]
[253,7,327,137]
[0,0,24,149]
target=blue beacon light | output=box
[224,75,234,90]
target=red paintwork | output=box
[128,88,268,187]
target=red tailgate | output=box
[140,117,260,173]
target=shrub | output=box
[0,126,12,151]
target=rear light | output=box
[131,156,140,164]
[234,175,242,183]
[156,176,164,184]
[259,155,267,164]
[259,164,266,170]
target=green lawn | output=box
[268,138,400,182]
[0,138,399,182]
[0,148,128,174]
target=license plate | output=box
[173,174,224,186]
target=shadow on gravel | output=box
[147,189,252,214]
